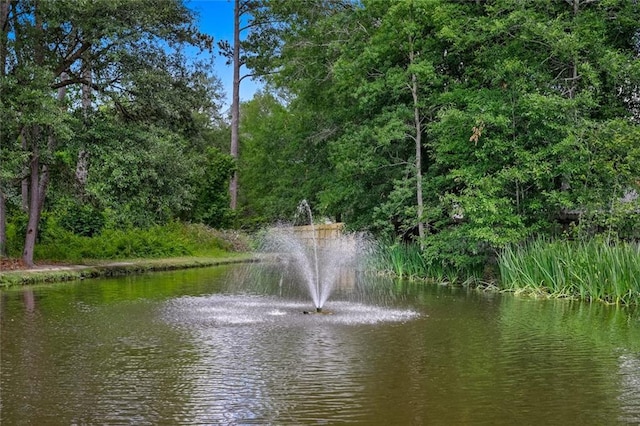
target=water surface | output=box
[2,264,640,424]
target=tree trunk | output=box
[23,3,44,267]
[229,0,241,210]
[0,0,10,257]
[409,46,425,241]
[22,145,43,267]
[76,150,89,188]
[22,5,67,266]
[76,55,91,190]
[21,129,29,212]
[0,191,6,257]
[0,0,7,60]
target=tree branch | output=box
[54,40,91,77]
[239,19,282,33]
[50,76,99,91]
[239,69,279,82]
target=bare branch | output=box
[240,69,279,83]
[239,19,282,33]
[50,74,119,95]
[54,41,91,77]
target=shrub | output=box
[31,222,248,262]
[58,204,106,237]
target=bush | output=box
[31,222,248,262]
[58,204,106,237]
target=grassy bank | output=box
[498,238,640,305]
[0,255,259,287]
[0,223,257,287]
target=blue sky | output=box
[186,0,262,111]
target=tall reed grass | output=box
[370,240,480,284]
[498,238,640,305]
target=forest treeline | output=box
[238,0,640,272]
[2,0,640,272]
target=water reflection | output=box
[159,293,419,422]
[2,264,640,424]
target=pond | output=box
[2,263,640,425]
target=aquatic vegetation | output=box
[370,240,482,285]
[498,238,640,305]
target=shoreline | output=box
[0,254,260,287]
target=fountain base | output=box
[302,309,333,315]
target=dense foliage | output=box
[237,0,640,273]
[1,0,235,264]
[2,0,640,276]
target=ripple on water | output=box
[156,294,420,424]
[162,294,420,328]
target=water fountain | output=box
[261,200,368,313]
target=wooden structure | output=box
[292,223,345,248]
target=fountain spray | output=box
[262,200,367,313]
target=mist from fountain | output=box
[261,200,369,311]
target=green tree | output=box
[1,0,217,265]
[218,0,277,211]
[323,0,461,237]
[243,0,640,271]
[419,0,640,268]
[238,91,330,225]
[239,0,360,224]
[190,146,235,227]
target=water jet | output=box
[262,200,368,312]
